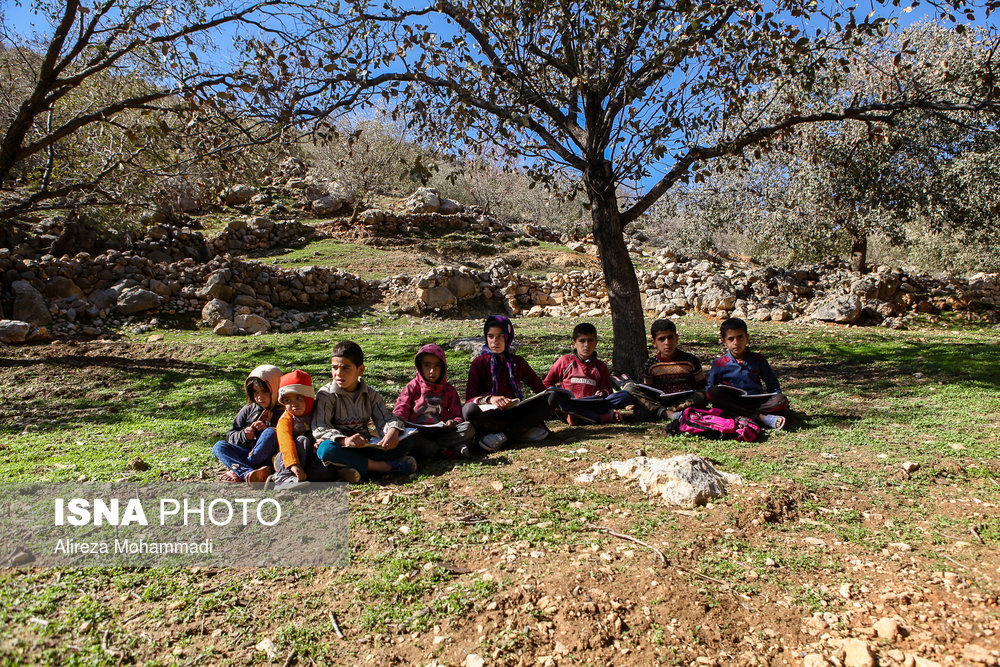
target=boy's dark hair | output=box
[572,322,597,340]
[720,317,749,338]
[331,340,364,367]
[245,377,269,405]
[650,319,676,337]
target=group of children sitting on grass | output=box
[212,315,790,489]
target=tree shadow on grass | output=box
[780,340,999,392]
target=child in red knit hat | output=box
[268,369,329,490]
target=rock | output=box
[448,275,478,299]
[813,295,863,323]
[201,299,234,326]
[199,269,234,301]
[449,337,491,354]
[575,455,742,507]
[213,319,238,336]
[312,192,350,216]
[127,457,150,471]
[89,288,119,310]
[438,197,462,214]
[873,617,901,640]
[901,461,920,474]
[26,326,49,342]
[804,537,827,547]
[403,187,441,213]
[149,279,171,298]
[234,314,269,334]
[465,654,485,667]
[962,644,997,665]
[416,286,457,310]
[254,638,279,660]
[116,287,161,315]
[12,281,52,326]
[0,320,31,344]
[44,276,83,299]
[221,184,256,206]
[803,655,832,667]
[841,638,875,667]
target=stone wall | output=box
[2,208,998,343]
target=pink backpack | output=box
[678,407,761,443]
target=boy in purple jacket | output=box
[706,318,790,429]
[394,343,474,459]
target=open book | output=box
[404,420,452,431]
[629,383,694,404]
[366,426,418,445]
[713,385,778,399]
[480,386,573,411]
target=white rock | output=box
[575,455,742,507]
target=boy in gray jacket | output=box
[314,341,416,482]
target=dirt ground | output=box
[1,340,998,666]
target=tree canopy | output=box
[653,21,1000,273]
[313,0,1000,375]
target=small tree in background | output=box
[0,0,356,226]
[655,22,1000,274]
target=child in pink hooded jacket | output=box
[394,343,475,459]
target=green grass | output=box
[242,238,401,276]
[1,314,998,665]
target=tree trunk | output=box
[849,232,867,274]
[585,160,647,379]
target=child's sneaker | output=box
[387,456,417,475]
[336,467,362,483]
[598,410,622,424]
[457,444,471,459]
[760,414,786,430]
[274,477,311,491]
[521,425,549,442]
[478,432,508,452]
[245,466,270,488]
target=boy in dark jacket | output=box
[706,317,789,429]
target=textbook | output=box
[629,383,694,404]
[404,420,451,431]
[713,385,778,399]
[366,427,418,445]
[479,386,572,411]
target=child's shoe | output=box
[760,414,786,430]
[457,444,471,459]
[387,456,417,475]
[521,425,550,442]
[598,410,622,424]
[336,467,362,483]
[245,466,270,488]
[478,432,508,452]
[274,477,311,491]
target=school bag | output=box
[677,407,761,443]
